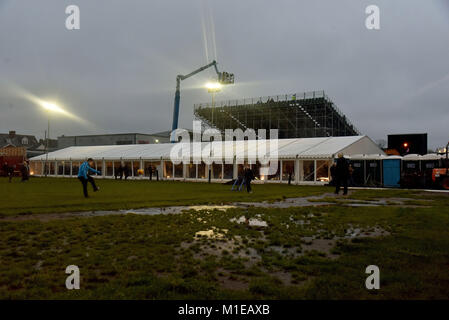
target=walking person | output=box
[78,158,100,198]
[238,172,247,191]
[244,166,254,193]
[115,164,123,180]
[2,162,8,177]
[148,165,153,181]
[21,161,30,182]
[7,164,15,183]
[335,153,349,195]
[348,164,355,187]
[231,175,243,191]
[123,164,130,180]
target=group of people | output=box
[114,164,159,181]
[146,165,159,181]
[114,164,131,180]
[2,161,30,183]
[77,159,161,198]
[231,165,255,193]
[77,156,352,198]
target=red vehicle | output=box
[432,142,449,190]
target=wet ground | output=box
[0,191,433,221]
[183,217,390,289]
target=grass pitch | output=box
[1,177,448,299]
[0,177,329,216]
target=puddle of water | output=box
[80,205,238,217]
[344,226,388,238]
[189,205,237,212]
[230,216,268,227]
[345,227,362,237]
[345,203,381,207]
[3,192,427,222]
[248,219,268,227]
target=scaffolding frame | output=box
[194,90,361,138]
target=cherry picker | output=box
[170,60,234,142]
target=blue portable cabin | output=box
[382,156,402,187]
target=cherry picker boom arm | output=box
[171,60,220,141]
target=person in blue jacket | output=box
[78,158,100,198]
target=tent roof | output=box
[420,153,443,160]
[402,154,422,161]
[29,136,384,162]
[347,154,387,160]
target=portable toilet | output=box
[402,154,421,174]
[365,154,385,187]
[420,154,442,188]
[347,154,365,187]
[383,156,402,187]
[402,154,424,188]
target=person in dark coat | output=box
[21,161,30,182]
[243,166,255,193]
[348,164,355,187]
[8,164,15,183]
[123,164,130,180]
[2,162,8,177]
[335,153,349,195]
[115,164,123,180]
[148,166,153,181]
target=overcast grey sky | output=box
[1,0,448,149]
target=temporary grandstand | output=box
[194,90,360,139]
[29,136,384,185]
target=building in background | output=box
[0,131,57,158]
[194,90,360,139]
[57,132,171,149]
[388,133,428,156]
[0,131,38,150]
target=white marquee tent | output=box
[29,135,384,184]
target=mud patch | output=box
[216,268,249,291]
[195,227,228,239]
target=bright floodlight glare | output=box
[41,101,66,114]
[205,82,222,91]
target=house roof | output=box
[0,133,38,148]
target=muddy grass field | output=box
[1,178,448,299]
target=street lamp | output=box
[205,82,222,124]
[205,82,222,183]
[39,101,65,176]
